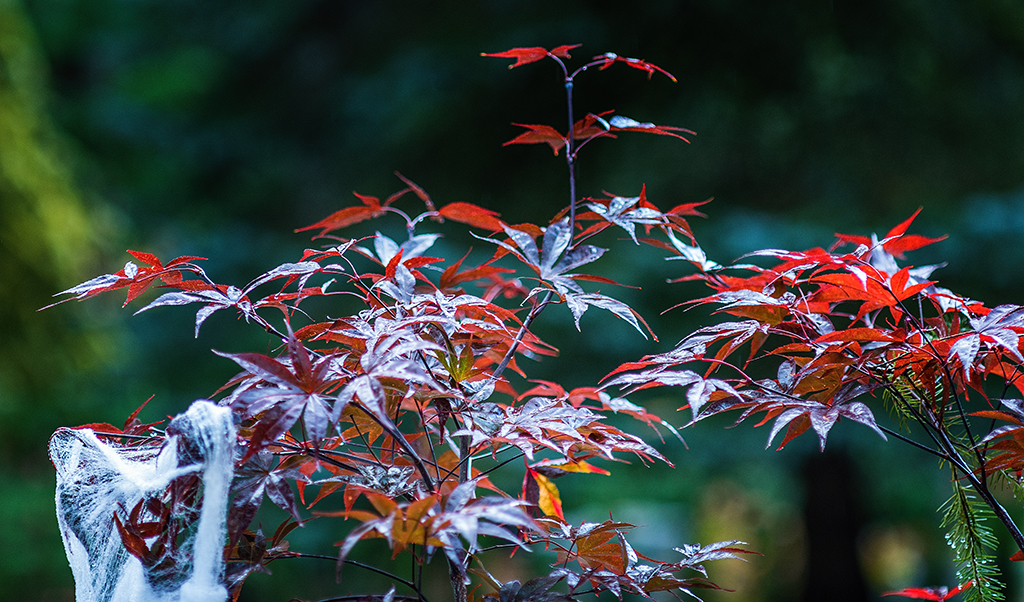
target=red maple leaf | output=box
[482,44,581,68]
[882,581,972,600]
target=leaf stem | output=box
[566,77,578,243]
[486,291,555,388]
[876,425,947,460]
[279,553,421,593]
[354,405,436,494]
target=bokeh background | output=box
[4,1,1024,600]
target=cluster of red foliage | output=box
[50,44,1020,602]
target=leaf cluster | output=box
[50,41,1024,602]
[50,45,751,602]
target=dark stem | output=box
[458,431,471,484]
[354,404,435,494]
[967,475,1024,553]
[448,558,468,602]
[447,415,473,602]
[310,596,427,602]
[435,444,516,485]
[280,553,420,593]
[481,61,575,391]
[892,295,985,467]
[475,450,526,479]
[566,78,578,240]
[486,291,555,388]
[876,425,948,460]
[414,401,443,484]
[891,383,1024,552]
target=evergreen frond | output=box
[939,478,1003,602]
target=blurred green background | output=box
[4,0,1024,600]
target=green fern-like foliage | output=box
[881,366,947,439]
[940,478,1003,602]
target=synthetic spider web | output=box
[50,400,236,602]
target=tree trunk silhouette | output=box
[800,450,871,602]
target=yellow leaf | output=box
[535,459,610,475]
[532,470,564,521]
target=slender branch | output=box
[433,442,512,485]
[877,425,949,460]
[880,370,1024,551]
[474,450,526,479]
[884,383,975,477]
[309,596,427,602]
[414,401,443,484]
[351,418,382,465]
[565,76,578,242]
[486,291,555,389]
[354,404,436,494]
[973,484,1024,553]
[890,289,985,467]
[458,429,471,484]
[279,553,420,593]
[417,543,426,602]
[279,448,358,473]
[448,558,468,602]
[900,389,1024,551]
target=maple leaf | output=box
[478,219,647,335]
[436,480,536,556]
[229,452,309,549]
[136,284,254,337]
[503,111,692,157]
[604,365,739,419]
[352,231,444,301]
[947,304,1024,380]
[438,202,505,231]
[580,190,671,244]
[590,52,677,82]
[673,540,758,578]
[439,252,515,291]
[504,123,568,155]
[327,480,535,578]
[312,464,418,505]
[45,251,207,309]
[521,380,683,443]
[665,228,722,273]
[242,261,325,294]
[492,576,574,602]
[477,218,604,295]
[606,115,693,142]
[834,208,947,260]
[553,520,636,574]
[973,399,1024,475]
[523,467,564,521]
[126,260,329,336]
[502,112,614,156]
[295,192,386,237]
[882,581,972,600]
[541,531,754,600]
[481,44,581,69]
[762,380,886,451]
[224,520,301,596]
[564,293,653,339]
[455,398,590,460]
[217,330,346,457]
[367,231,442,268]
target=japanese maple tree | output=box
[48,42,1024,602]
[47,45,752,602]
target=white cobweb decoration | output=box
[49,400,236,602]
